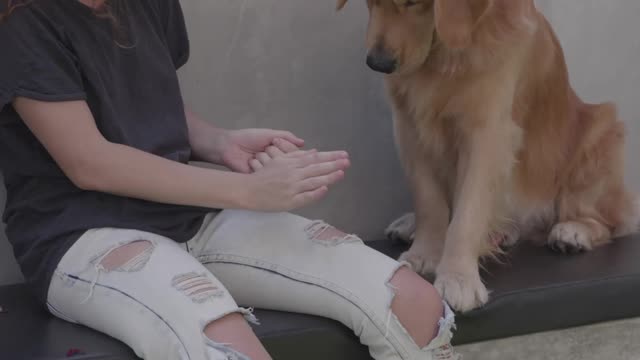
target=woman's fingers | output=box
[273,138,300,153]
[292,186,329,208]
[297,171,345,192]
[249,158,263,172]
[274,132,305,147]
[255,152,271,165]
[296,151,349,167]
[301,158,350,178]
[265,145,285,159]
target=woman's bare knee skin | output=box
[99,240,153,271]
[205,313,272,360]
[390,267,444,348]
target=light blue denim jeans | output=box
[47,210,457,360]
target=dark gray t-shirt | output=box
[0,0,209,304]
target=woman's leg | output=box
[47,228,271,360]
[188,210,458,360]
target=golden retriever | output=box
[337,0,639,312]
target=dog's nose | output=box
[366,50,397,74]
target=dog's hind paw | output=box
[386,213,416,244]
[548,221,594,254]
[435,270,489,313]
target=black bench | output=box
[2,235,639,360]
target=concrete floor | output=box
[458,318,640,360]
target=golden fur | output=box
[338,0,639,312]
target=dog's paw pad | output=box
[398,250,438,276]
[435,271,488,313]
[548,222,593,254]
[386,213,416,244]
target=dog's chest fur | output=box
[388,75,464,158]
[387,71,555,239]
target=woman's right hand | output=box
[245,150,350,212]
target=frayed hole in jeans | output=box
[172,272,225,303]
[305,221,362,246]
[82,240,155,304]
[91,240,155,273]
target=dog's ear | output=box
[434,0,474,50]
[336,0,348,11]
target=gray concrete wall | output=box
[1,1,638,285]
[176,0,410,239]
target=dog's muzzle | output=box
[366,49,397,74]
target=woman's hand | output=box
[244,150,350,212]
[212,128,304,173]
[185,109,303,172]
[248,140,300,173]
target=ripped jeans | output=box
[47,210,456,360]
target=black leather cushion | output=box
[2,234,639,360]
[371,235,640,344]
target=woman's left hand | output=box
[218,129,304,173]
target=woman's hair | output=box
[1,0,133,47]
[1,0,118,23]
[0,0,30,22]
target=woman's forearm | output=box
[184,107,226,164]
[15,99,346,213]
[14,98,250,210]
[80,141,250,209]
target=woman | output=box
[0,0,458,359]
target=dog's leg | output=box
[399,160,450,276]
[549,116,636,253]
[435,119,519,313]
[391,115,450,276]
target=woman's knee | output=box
[389,266,444,348]
[204,313,272,360]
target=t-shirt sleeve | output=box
[0,8,85,110]
[158,0,190,69]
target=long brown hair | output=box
[1,0,118,22]
[0,0,30,22]
[1,0,133,47]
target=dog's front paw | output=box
[386,213,416,244]
[548,221,593,254]
[398,250,438,276]
[435,270,489,313]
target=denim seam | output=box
[55,271,192,360]
[46,300,79,324]
[199,253,412,359]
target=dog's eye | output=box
[404,0,420,7]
